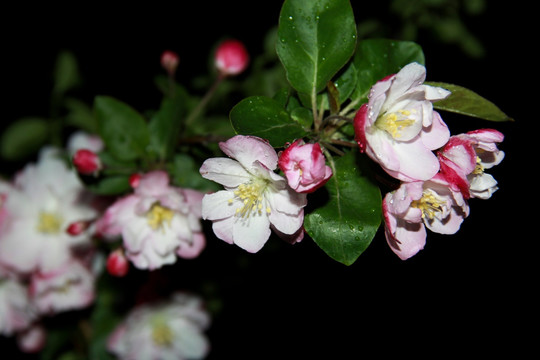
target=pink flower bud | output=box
[106,248,129,277]
[17,325,46,353]
[129,173,142,188]
[66,220,90,236]
[278,140,333,193]
[215,39,249,76]
[160,50,179,75]
[73,149,101,175]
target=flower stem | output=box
[184,74,225,128]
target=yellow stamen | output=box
[411,190,446,220]
[233,179,269,218]
[472,156,484,175]
[375,109,416,138]
[151,321,174,347]
[36,212,63,234]
[146,203,175,231]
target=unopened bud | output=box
[129,173,142,188]
[161,50,179,76]
[106,248,129,277]
[73,149,101,175]
[66,220,91,236]
[215,39,249,76]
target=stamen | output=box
[233,180,269,218]
[152,321,174,347]
[375,109,416,138]
[146,203,175,231]
[411,190,446,220]
[36,212,63,234]
[472,156,484,175]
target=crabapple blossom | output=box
[278,139,333,193]
[96,171,206,270]
[107,292,210,360]
[354,62,451,182]
[0,149,98,273]
[438,129,504,199]
[0,278,38,336]
[29,260,95,315]
[215,39,249,76]
[200,135,307,253]
[383,174,469,260]
[66,130,104,155]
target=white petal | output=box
[219,135,278,170]
[201,190,237,220]
[200,158,251,187]
[232,214,271,253]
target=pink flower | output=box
[200,135,307,253]
[354,62,451,182]
[215,39,249,76]
[29,260,95,315]
[107,292,211,360]
[0,149,98,274]
[96,171,206,270]
[0,278,38,336]
[383,174,469,260]
[278,140,333,193]
[438,129,504,199]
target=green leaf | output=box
[304,151,382,265]
[53,51,81,96]
[276,0,357,95]
[85,175,131,195]
[148,94,186,161]
[230,96,307,147]
[0,117,49,160]
[427,82,513,122]
[351,39,425,104]
[64,98,98,133]
[168,154,220,192]
[94,96,149,161]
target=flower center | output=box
[472,156,484,175]
[410,190,446,220]
[230,179,271,218]
[375,109,416,138]
[151,321,174,347]
[146,203,175,231]
[36,212,63,234]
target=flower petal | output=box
[219,135,278,170]
[232,215,271,253]
[201,190,237,221]
[200,158,251,188]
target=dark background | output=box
[1,1,531,358]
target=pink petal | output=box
[219,135,278,170]
[421,111,450,150]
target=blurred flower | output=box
[354,62,451,182]
[0,278,37,336]
[72,149,102,175]
[106,248,130,277]
[0,149,98,274]
[200,135,306,253]
[66,131,104,156]
[160,50,180,76]
[383,174,469,260]
[215,39,249,76]
[96,171,206,270]
[108,292,210,360]
[278,140,333,193]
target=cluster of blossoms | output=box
[354,62,504,259]
[0,132,103,351]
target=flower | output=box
[107,292,211,360]
[0,149,98,274]
[438,129,504,199]
[382,174,469,260]
[199,135,307,253]
[96,171,206,270]
[278,140,333,193]
[214,39,249,76]
[160,50,180,76]
[0,278,38,336]
[29,260,95,315]
[354,62,451,182]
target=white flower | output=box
[0,149,98,273]
[0,278,38,336]
[200,135,307,253]
[107,293,210,360]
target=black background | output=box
[1,1,532,358]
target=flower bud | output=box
[66,220,90,236]
[278,140,332,193]
[106,248,129,277]
[129,173,142,189]
[160,50,179,76]
[215,39,249,76]
[17,325,46,353]
[73,149,101,175]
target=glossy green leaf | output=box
[427,82,513,122]
[276,0,357,95]
[148,93,186,161]
[351,39,425,104]
[304,151,382,265]
[0,117,49,160]
[85,175,131,195]
[94,96,149,161]
[230,96,307,147]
